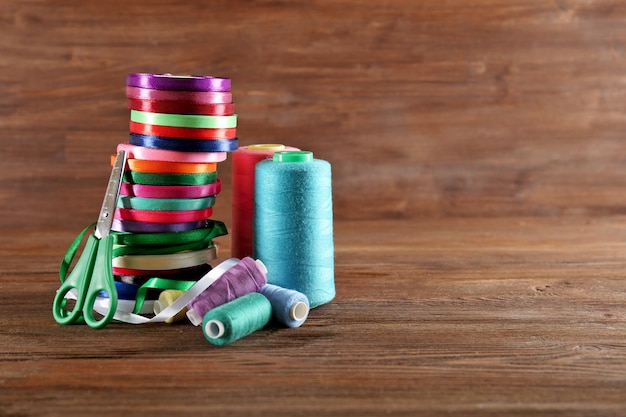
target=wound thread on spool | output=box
[259,284,309,328]
[231,144,299,259]
[186,256,268,326]
[202,292,272,346]
[254,151,335,308]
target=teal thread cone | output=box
[254,151,335,308]
[202,292,272,346]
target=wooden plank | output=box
[2,0,626,224]
[1,218,626,415]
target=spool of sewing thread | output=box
[186,256,268,326]
[231,144,299,259]
[254,151,335,308]
[259,284,309,328]
[153,290,188,323]
[202,292,272,346]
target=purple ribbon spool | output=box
[111,218,206,233]
[126,73,231,92]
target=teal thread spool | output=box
[254,151,335,308]
[202,292,272,346]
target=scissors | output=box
[52,150,127,329]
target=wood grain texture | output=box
[2,0,626,226]
[2,218,626,416]
[1,0,626,416]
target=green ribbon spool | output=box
[117,195,216,211]
[123,171,218,186]
[111,220,227,247]
[130,110,237,129]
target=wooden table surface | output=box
[2,1,626,416]
[2,217,626,416]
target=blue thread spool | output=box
[254,151,335,308]
[202,292,272,346]
[259,284,309,327]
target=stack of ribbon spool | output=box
[110,73,238,313]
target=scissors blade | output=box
[95,150,127,239]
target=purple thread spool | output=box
[186,257,268,325]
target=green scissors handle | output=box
[51,234,118,329]
[52,234,99,325]
[82,234,118,328]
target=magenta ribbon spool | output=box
[114,207,212,223]
[119,181,222,199]
[125,87,232,104]
[126,73,231,92]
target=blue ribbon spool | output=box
[129,133,238,153]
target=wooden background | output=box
[1,1,626,416]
